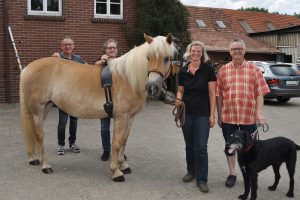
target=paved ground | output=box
[0,98,300,200]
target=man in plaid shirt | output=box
[216,38,270,188]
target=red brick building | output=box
[1,0,137,102]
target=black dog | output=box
[227,130,300,200]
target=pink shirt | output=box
[216,60,270,125]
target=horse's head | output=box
[145,33,175,97]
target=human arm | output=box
[208,81,216,128]
[216,96,223,128]
[256,95,265,126]
[175,86,184,107]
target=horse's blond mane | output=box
[109,35,176,94]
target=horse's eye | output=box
[163,57,170,65]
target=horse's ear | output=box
[144,33,153,44]
[166,33,173,45]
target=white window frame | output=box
[94,0,123,19]
[27,0,62,16]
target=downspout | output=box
[3,0,11,102]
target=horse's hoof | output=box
[121,167,131,174]
[29,159,40,165]
[113,176,125,182]
[42,167,53,174]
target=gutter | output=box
[3,0,11,102]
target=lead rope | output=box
[161,87,185,128]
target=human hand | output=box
[217,116,222,128]
[175,98,182,107]
[209,117,215,128]
[257,112,266,126]
[52,52,60,57]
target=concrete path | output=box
[0,99,300,200]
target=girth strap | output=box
[101,65,113,118]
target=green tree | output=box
[132,0,190,46]
[239,7,269,13]
[294,12,300,18]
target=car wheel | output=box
[276,97,290,103]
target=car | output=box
[249,61,300,103]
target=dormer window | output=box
[196,19,206,28]
[216,20,226,28]
[239,19,254,33]
[266,22,276,30]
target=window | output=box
[239,20,254,33]
[216,20,226,28]
[266,22,276,30]
[94,0,123,19]
[196,19,206,28]
[28,0,62,16]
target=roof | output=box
[185,6,300,54]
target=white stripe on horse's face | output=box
[146,72,163,97]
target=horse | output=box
[19,33,176,182]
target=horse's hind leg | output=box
[32,114,53,174]
[20,88,40,165]
[268,164,281,191]
[286,151,296,198]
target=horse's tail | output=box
[20,79,37,160]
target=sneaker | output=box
[57,145,64,155]
[182,174,195,183]
[101,151,110,161]
[69,144,80,153]
[198,183,209,193]
[225,175,237,187]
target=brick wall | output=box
[0,0,137,102]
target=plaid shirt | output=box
[216,60,270,125]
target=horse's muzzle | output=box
[146,73,163,97]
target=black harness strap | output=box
[101,65,113,118]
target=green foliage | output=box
[294,12,300,18]
[239,7,269,13]
[132,0,190,46]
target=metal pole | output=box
[8,26,23,72]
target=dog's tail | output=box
[296,144,300,150]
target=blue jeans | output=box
[100,118,111,152]
[57,109,77,146]
[182,114,210,184]
[221,123,257,156]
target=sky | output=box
[180,0,300,15]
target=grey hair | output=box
[229,38,245,49]
[183,41,209,63]
[103,39,119,53]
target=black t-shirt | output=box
[178,62,216,116]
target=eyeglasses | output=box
[231,48,244,51]
[62,43,74,46]
[106,46,117,50]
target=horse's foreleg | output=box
[32,115,53,174]
[119,117,134,174]
[110,115,131,182]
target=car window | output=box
[269,65,299,76]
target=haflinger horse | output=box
[20,33,176,182]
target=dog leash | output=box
[251,122,269,140]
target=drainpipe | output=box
[3,0,11,102]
